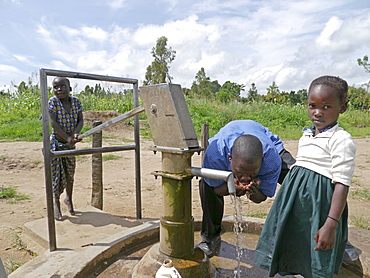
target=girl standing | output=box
[254,76,356,278]
[49,77,84,220]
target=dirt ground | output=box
[0,111,370,275]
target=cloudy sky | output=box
[1,0,370,95]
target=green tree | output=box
[264,81,280,103]
[290,89,307,105]
[143,36,176,85]
[216,81,245,103]
[247,83,258,102]
[357,55,370,91]
[190,67,220,98]
[348,86,370,110]
[357,55,370,73]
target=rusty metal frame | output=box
[40,68,142,251]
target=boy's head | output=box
[229,135,262,185]
[52,77,71,99]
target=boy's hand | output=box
[234,178,261,197]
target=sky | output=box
[1,0,370,96]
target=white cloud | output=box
[106,0,126,9]
[13,54,32,65]
[80,26,108,41]
[316,16,343,47]
[1,0,370,92]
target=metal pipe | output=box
[41,68,138,84]
[40,68,57,251]
[77,106,145,140]
[51,145,136,158]
[133,82,142,220]
[185,167,236,194]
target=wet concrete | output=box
[10,208,370,278]
[95,231,364,277]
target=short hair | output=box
[53,77,71,87]
[308,75,348,104]
[232,134,262,163]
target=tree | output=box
[348,86,370,110]
[247,83,258,102]
[143,36,176,85]
[357,55,370,73]
[216,81,245,103]
[357,55,370,98]
[190,68,220,98]
[264,81,280,103]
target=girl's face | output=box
[308,84,347,133]
[52,78,70,100]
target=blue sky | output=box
[1,0,370,95]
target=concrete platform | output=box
[10,206,160,278]
[22,206,144,253]
[8,208,370,278]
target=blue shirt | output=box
[202,120,284,197]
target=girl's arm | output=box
[313,182,348,251]
[73,111,84,139]
[49,111,73,144]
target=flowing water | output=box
[229,193,250,278]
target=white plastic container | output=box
[155,259,182,278]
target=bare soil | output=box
[1,111,369,275]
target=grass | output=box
[245,208,268,219]
[0,187,28,202]
[102,154,121,161]
[349,188,370,201]
[2,89,370,142]
[4,257,23,274]
[350,215,370,230]
[3,227,37,274]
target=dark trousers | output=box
[199,149,295,240]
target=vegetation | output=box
[349,188,370,202]
[245,208,268,219]
[1,74,370,142]
[0,187,28,202]
[0,37,369,142]
[2,227,36,274]
[143,36,176,85]
[350,215,370,230]
[102,154,121,161]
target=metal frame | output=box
[40,68,142,251]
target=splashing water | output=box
[229,193,250,278]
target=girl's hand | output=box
[74,133,82,142]
[313,221,337,251]
[67,136,75,146]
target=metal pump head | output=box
[140,83,199,150]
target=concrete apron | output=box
[9,207,370,278]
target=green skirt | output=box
[254,166,348,278]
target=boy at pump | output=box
[198,120,295,257]
[254,76,356,278]
[48,77,84,220]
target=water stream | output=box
[229,193,250,278]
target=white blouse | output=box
[293,123,356,186]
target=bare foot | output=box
[64,198,75,215]
[54,199,63,221]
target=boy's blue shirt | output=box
[202,120,284,198]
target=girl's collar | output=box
[302,122,338,135]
